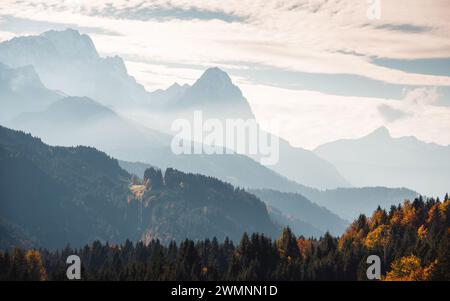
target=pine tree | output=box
[276,228,299,260]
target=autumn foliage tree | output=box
[384,255,435,281]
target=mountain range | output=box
[0,29,350,190]
[315,127,450,197]
[249,189,348,235]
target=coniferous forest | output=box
[1,195,448,281]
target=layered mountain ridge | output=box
[315,126,450,196]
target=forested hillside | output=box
[0,126,278,249]
[2,196,448,281]
[132,167,279,244]
[0,125,139,249]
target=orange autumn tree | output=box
[384,255,435,281]
[25,250,47,281]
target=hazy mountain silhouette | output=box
[250,189,348,236]
[10,96,170,159]
[0,63,62,122]
[0,29,148,108]
[315,127,450,197]
[266,205,324,238]
[150,67,255,120]
[299,186,418,221]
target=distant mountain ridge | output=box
[9,96,171,158]
[0,63,62,122]
[249,189,349,236]
[315,126,450,197]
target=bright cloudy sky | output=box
[0,0,449,149]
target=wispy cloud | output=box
[1,0,450,87]
[378,87,443,123]
[242,84,450,149]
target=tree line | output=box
[1,195,449,281]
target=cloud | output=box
[1,0,450,88]
[402,87,441,106]
[240,83,450,149]
[378,104,409,122]
[1,1,450,148]
[377,86,443,123]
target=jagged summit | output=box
[40,28,99,60]
[193,67,239,94]
[0,29,99,62]
[0,29,149,108]
[179,67,244,106]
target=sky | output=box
[0,0,449,149]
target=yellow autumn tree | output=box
[384,255,434,281]
[364,225,390,249]
[401,201,418,225]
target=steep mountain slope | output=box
[250,189,349,235]
[0,29,148,108]
[0,63,61,122]
[315,127,450,196]
[0,126,279,248]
